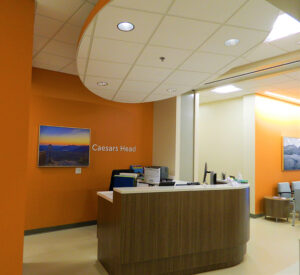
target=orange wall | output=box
[0,0,34,274]
[26,68,153,230]
[255,95,300,213]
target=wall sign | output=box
[92,144,136,152]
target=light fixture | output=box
[117,22,134,32]
[211,85,242,94]
[265,13,300,42]
[97,81,108,86]
[167,88,177,93]
[225,38,239,47]
[264,91,300,104]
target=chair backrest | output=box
[109,169,133,191]
[294,189,300,212]
[292,181,300,192]
[278,182,291,198]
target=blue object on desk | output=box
[112,175,136,188]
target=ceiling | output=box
[197,69,300,104]
[33,0,98,75]
[33,0,300,104]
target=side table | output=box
[264,196,292,222]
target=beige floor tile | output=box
[23,218,300,275]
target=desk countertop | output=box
[97,182,249,202]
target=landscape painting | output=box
[38,125,90,167]
[283,137,300,171]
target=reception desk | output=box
[97,184,250,275]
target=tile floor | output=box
[23,217,300,275]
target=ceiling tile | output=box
[34,15,63,38]
[109,0,173,13]
[86,0,98,4]
[270,33,300,52]
[115,91,148,99]
[43,40,77,59]
[60,61,78,75]
[169,0,247,24]
[237,74,292,90]
[88,89,116,100]
[77,36,91,59]
[285,69,300,80]
[127,66,172,82]
[152,83,191,95]
[119,80,159,93]
[216,57,250,76]
[33,52,73,69]
[86,60,132,78]
[136,46,192,69]
[180,52,235,73]
[68,2,95,27]
[94,6,163,43]
[33,35,49,52]
[144,94,171,102]
[165,70,210,86]
[199,26,268,56]
[77,58,88,75]
[85,76,123,90]
[150,16,219,50]
[90,38,144,64]
[227,0,279,31]
[36,0,84,22]
[54,24,82,45]
[244,43,286,62]
[32,61,65,71]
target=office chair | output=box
[109,169,133,191]
[278,182,292,198]
[292,189,300,226]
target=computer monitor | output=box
[203,162,211,183]
[150,166,169,180]
[144,167,160,184]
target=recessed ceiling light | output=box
[97,81,108,86]
[225,38,239,47]
[167,88,177,93]
[211,85,242,94]
[265,13,300,42]
[264,91,300,104]
[117,22,134,32]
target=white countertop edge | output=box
[97,191,113,203]
[113,183,249,194]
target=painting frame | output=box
[38,125,91,168]
[282,136,300,171]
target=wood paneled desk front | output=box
[97,184,250,275]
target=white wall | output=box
[153,97,176,177]
[197,95,255,213]
[179,93,194,181]
[198,97,244,180]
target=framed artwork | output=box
[38,125,90,167]
[282,136,300,171]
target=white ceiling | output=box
[33,0,97,74]
[198,69,300,105]
[33,0,300,104]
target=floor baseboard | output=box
[24,220,97,236]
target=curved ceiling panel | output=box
[77,0,282,103]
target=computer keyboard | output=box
[187,182,200,185]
